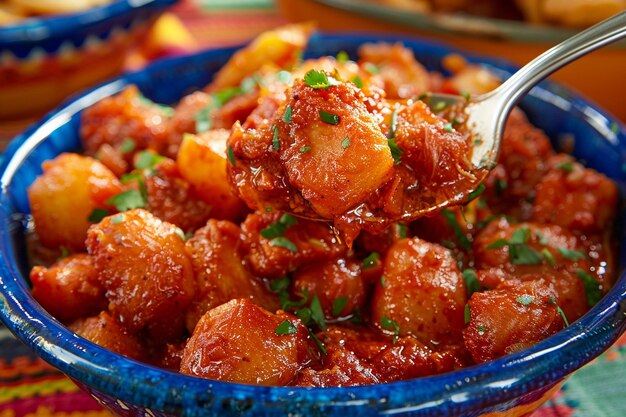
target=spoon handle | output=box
[498,10,626,109]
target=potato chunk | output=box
[463,280,565,363]
[30,254,106,323]
[69,311,147,361]
[184,219,279,332]
[176,130,248,222]
[180,299,317,385]
[86,209,195,341]
[28,153,124,250]
[371,238,467,344]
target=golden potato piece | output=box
[180,299,318,385]
[27,153,124,251]
[208,22,315,91]
[176,130,248,222]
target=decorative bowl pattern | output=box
[0,0,178,121]
[0,33,625,417]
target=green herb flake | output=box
[299,145,312,153]
[352,76,364,89]
[610,122,620,134]
[362,252,380,270]
[261,214,297,239]
[59,246,69,260]
[388,110,398,140]
[319,110,340,125]
[443,122,454,133]
[213,86,241,106]
[195,106,212,133]
[272,124,280,151]
[364,62,380,74]
[110,213,125,224]
[304,70,340,89]
[119,138,136,154]
[137,94,175,117]
[395,223,408,239]
[341,137,350,149]
[558,247,586,261]
[556,161,573,172]
[336,50,350,63]
[283,105,293,124]
[381,315,400,339]
[227,146,236,166]
[106,190,145,212]
[265,207,273,212]
[536,231,550,245]
[516,294,535,306]
[88,208,109,223]
[276,70,291,84]
[464,304,471,324]
[309,330,327,355]
[269,236,298,253]
[388,138,404,165]
[462,269,481,297]
[332,296,349,317]
[468,183,486,202]
[441,209,471,251]
[495,178,508,196]
[575,269,602,307]
[542,248,557,267]
[461,91,471,100]
[380,276,386,287]
[270,277,290,293]
[477,325,488,335]
[486,239,508,250]
[509,227,530,245]
[134,151,165,171]
[550,296,570,327]
[275,320,298,336]
[510,244,543,265]
[174,227,186,241]
[310,294,327,330]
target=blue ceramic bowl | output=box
[1,33,626,417]
[0,0,178,121]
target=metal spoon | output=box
[433,10,626,174]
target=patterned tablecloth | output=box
[1,1,625,416]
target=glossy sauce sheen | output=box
[27,24,618,387]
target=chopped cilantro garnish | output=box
[269,236,298,252]
[495,178,508,196]
[135,151,165,170]
[341,137,350,149]
[468,183,486,202]
[364,62,380,74]
[270,277,290,293]
[275,320,297,335]
[352,76,364,89]
[110,213,125,224]
[304,70,340,89]
[299,145,312,153]
[536,231,550,245]
[388,138,404,165]
[462,269,481,297]
[309,330,327,355]
[461,91,471,100]
[575,269,602,307]
[388,110,398,140]
[362,252,380,269]
[261,213,297,239]
[88,208,109,223]
[332,297,348,316]
[283,105,293,124]
[443,122,454,133]
[319,110,340,125]
[558,247,586,261]
[477,325,488,335]
[610,122,620,134]
[227,146,236,166]
[174,227,186,241]
[550,296,570,327]
[486,226,543,265]
[516,294,535,306]
[395,223,408,238]
[441,209,471,251]
[336,50,349,63]
[380,276,386,287]
[272,124,280,151]
[309,295,326,330]
[213,87,241,105]
[106,190,145,212]
[486,239,508,249]
[137,94,174,117]
[119,138,136,154]
[464,304,471,324]
[556,161,573,172]
[195,106,212,133]
[542,248,557,267]
[59,246,69,260]
[381,315,400,341]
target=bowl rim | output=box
[1,32,626,416]
[0,0,178,45]
[311,0,626,46]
